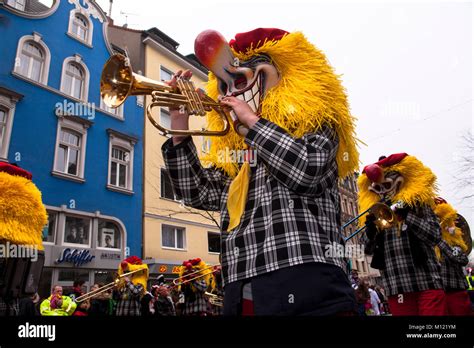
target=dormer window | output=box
[67,10,93,46]
[71,14,89,41]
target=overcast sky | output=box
[96,0,473,239]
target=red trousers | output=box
[242,299,254,316]
[445,290,472,316]
[388,289,447,316]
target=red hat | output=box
[362,153,408,183]
[0,162,32,180]
[229,28,289,53]
[123,256,143,265]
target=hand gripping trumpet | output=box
[100,54,233,136]
[343,201,397,242]
[205,291,224,307]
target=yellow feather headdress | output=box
[357,155,438,227]
[434,202,468,252]
[0,172,47,249]
[200,31,360,179]
[118,257,149,292]
[178,258,212,292]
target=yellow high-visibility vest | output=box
[467,276,474,290]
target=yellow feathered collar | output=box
[357,155,438,226]
[434,202,468,251]
[200,31,360,179]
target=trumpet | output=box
[172,264,219,288]
[205,291,224,307]
[75,268,146,303]
[100,54,233,137]
[343,202,396,242]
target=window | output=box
[7,0,26,11]
[13,34,51,85]
[107,131,136,193]
[17,41,44,82]
[53,116,88,181]
[63,63,84,99]
[42,211,57,243]
[208,232,220,253]
[60,56,89,101]
[64,216,91,246]
[0,90,22,160]
[160,168,176,200]
[160,66,173,81]
[56,128,81,175]
[0,107,9,158]
[57,269,90,282]
[98,220,121,249]
[71,14,88,41]
[109,147,129,189]
[162,225,185,250]
[160,108,171,130]
[94,270,114,286]
[68,10,93,45]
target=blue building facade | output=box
[0,0,143,295]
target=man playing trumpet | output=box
[359,153,446,315]
[433,198,472,315]
[162,28,360,315]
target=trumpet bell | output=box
[456,213,472,255]
[101,54,172,108]
[371,202,395,230]
[100,54,133,108]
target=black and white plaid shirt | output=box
[162,118,347,286]
[115,281,143,316]
[438,240,469,291]
[367,205,443,297]
[180,279,209,316]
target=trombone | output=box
[172,264,224,307]
[100,54,233,137]
[343,202,395,242]
[75,268,146,303]
[172,264,219,288]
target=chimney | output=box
[109,0,113,17]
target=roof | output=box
[143,28,208,74]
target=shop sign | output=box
[56,248,95,267]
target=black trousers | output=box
[223,262,357,316]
